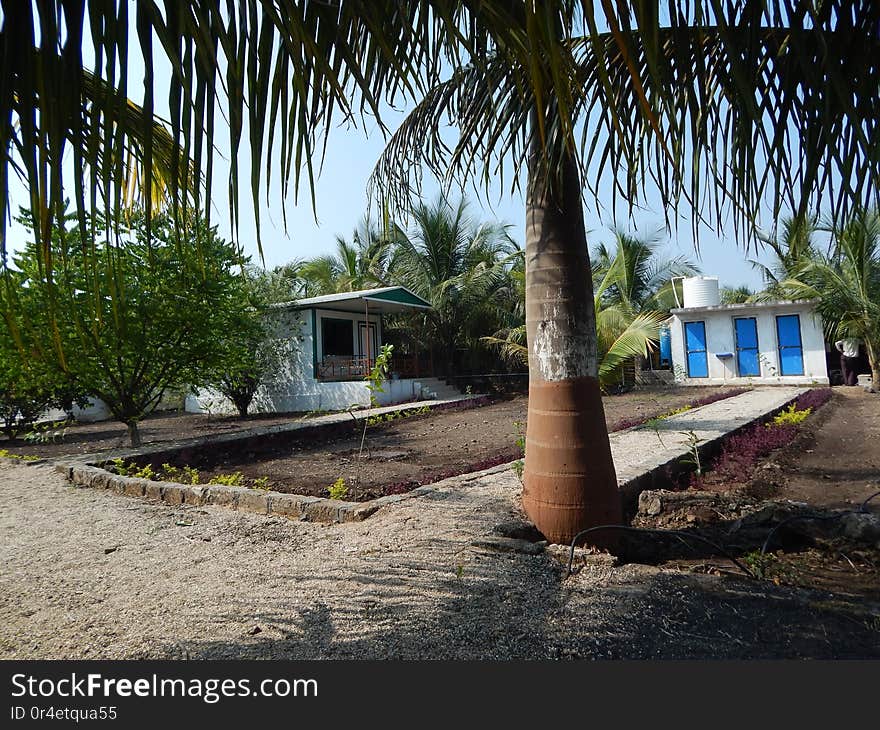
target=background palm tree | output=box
[388,196,518,375]
[751,215,820,296]
[780,210,880,392]
[591,230,699,383]
[484,227,694,388]
[591,230,699,314]
[720,285,756,305]
[298,216,402,296]
[7,2,879,545]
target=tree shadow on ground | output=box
[159,539,880,660]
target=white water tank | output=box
[682,276,720,308]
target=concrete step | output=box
[413,378,463,400]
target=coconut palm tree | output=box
[7,2,879,544]
[751,215,820,297]
[369,4,880,543]
[389,196,518,375]
[299,216,403,296]
[720,285,756,304]
[591,230,699,314]
[482,305,666,391]
[591,229,698,381]
[485,227,690,387]
[781,210,880,392]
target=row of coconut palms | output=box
[261,196,699,385]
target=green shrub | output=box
[208,471,244,487]
[328,477,349,500]
[769,403,812,427]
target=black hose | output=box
[567,489,880,578]
[566,524,758,578]
[859,490,880,513]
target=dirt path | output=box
[773,387,880,509]
[1,460,877,659]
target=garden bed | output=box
[98,387,746,502]
[626,387,880,600]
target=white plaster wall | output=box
[42,389,187,424]
[42,397,112,424]
[670,303,829,386]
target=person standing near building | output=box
[834,337,860,386]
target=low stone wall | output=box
[57,462,436,524]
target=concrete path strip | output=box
[612,386,806,502]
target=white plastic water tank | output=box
[682,276,720,308]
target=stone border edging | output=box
[51,393,491,525]
[53,389,813,527]
[57,462,439,523]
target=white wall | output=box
[670,302,829,386]
[186,377,429,415]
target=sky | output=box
[5,11,791,291]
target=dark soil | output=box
[633,387,880,602]
[0,410,329,459]
[138,387,736,501]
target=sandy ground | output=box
[2,458,878,659]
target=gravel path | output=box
[2,461,878,659]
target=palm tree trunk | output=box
[866,341,880,393]
[521,135,621,546]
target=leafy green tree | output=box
[12,211,255,445]
[246,261,310,305]
[782,210,880,392]
[0,327,58,438]
[206,272,291,418]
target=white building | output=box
[668,276,829,386]
[186,286,455,414]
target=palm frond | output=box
[598,311,665,388]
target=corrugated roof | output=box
[271,286,431,313]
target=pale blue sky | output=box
[5,17,800,291]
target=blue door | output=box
[776,314,804,375]
[684,321,708,377]
[734,318,760,376]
